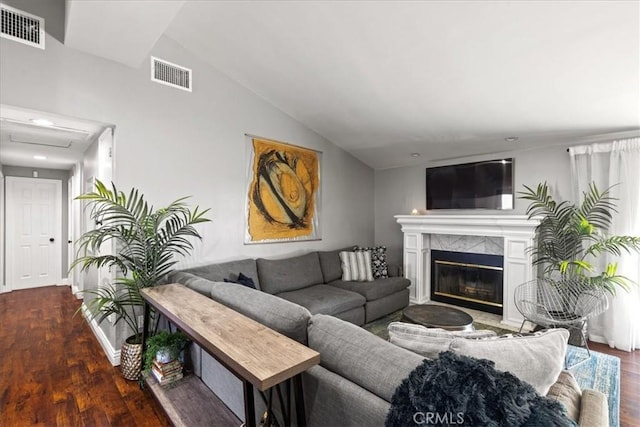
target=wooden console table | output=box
[141,284,320,427]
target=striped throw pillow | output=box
[339,251,374,282]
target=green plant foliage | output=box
[143,330,190,374]
[519,182,640,294]
[73,180,210,337]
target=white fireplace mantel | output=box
[395,214,539,328]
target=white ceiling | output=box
[65,0,185,68]
[18,1,640,169]
[0,105,108,169]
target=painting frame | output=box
[244,134,322,244]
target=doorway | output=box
[0,104,114,293]
[5,177,62,289]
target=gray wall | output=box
[374,145,572,267]
[1,165,71,277]
[79,138,118,345]
[0,30,374,347]
[0,34,374,265]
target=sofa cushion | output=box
[307,314,424,402]
[317,248,347,283]
[303,365,391,427]
[168,271,216,296]
[257,252,324,294]
[329,277,410,301]
[449,328,569,395]
[278,285,365,316]
[388,322,497,358]
[579,389,609,427]
[207,280,311,344]
[182,258,261,290]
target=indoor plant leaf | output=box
[74,180,210,378]
[519,181,640,295]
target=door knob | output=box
[49,237,55,242]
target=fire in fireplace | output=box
[430,250,503,315]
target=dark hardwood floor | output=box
[1,286,638,426]
[0,286,168,427]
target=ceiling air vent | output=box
[151,57,192,92]
[1,4,45,49]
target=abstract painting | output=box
[245,136,321,243]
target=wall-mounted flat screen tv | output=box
[426,158,514,210]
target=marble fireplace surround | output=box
[395,214,539,328]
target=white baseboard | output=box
[59,278,70,286]
[499,319,524,330]
[71,283,82,299]
[80,303,121,366]
[588,333,610,346]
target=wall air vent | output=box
[151,56,192,92]
[1,4,45,49]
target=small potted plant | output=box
[144,330,190,373]
[144,330,190,386]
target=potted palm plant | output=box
[519,181,640,293]
[73,180,210,380]
[519,182,640,345]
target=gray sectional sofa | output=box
[169,255,419,425]
[168,249,608,427]
[179,248,410,326]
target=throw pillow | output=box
[449,328,569,395]
[546,371,582,423]
[388,322,497,359]
[339,251,374,282]
[223,272,257,289]
[354,245,389,279]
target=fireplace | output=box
[396,214,538,327]
[430,250,503,315]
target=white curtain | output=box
[568,138,640,351]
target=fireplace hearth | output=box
[431,250,503,315]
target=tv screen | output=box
[426,158,514,210]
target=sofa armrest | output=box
[578,389,609,427]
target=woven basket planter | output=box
[120,335,143,381]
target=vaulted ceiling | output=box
[22,1,640,168]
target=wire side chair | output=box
[514,277,609,365]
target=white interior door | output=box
[6,177,62,290]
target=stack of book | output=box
[151,359,183,385]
